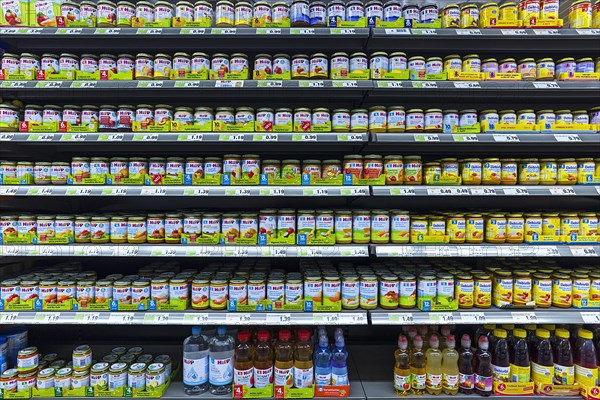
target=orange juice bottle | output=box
[274,329,294,389]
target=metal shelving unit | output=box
[373,244,599,257]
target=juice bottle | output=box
[569,325,582,352]
[542,324,557,348]
[458,334,475,395]
[293,329,314,389]
[510,328,531,383]
[234,330,254,388]
[524,324,538,350]
[474,335,493,397]
[575,329,599,388]
[440,326,452,349]
[492,329,510,382]
[407,327,418,348]
[394,335,411,396]
[410,335,426,395]
[254,330,273,389]
[475,324,496,343]
[425,334,443,395]
[553,328,574,385]
[442,334,459,395]
[419,326,430,351]
[274,329,294,390]
[531,329,554,385]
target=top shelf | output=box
[1,27,598,53]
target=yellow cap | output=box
[502,324,515,330]
[524,324,536,331]
[494,329,507,339]
[484,324,496,330]
[536,329,550,339]
[556,329,570,339]
[542,324,556,331]
[514,329,527,339]
[579,329,593,340]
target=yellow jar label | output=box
[482,162,501,184]
[462,161,481,184]
[507,218,524,242]
[580,216,598,238]
[557,162,576,184]
[552,278,572,307]
[466,218,484,241]
[542,216,560,236]
[533,277,552,307]
[513,278,532,305]
[447,218,466,243]
[485,218,506,242]
[493,277,513,304]
[525,218,542,242]
[474,279,492,308]
[391,215,410,244]
[456,279,474,308]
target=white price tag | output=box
[260,81,282,88]
[41,245,56,255]
[186,134,204,141]
[576,29,600,35]
[0,133,14,141]
[432,313,455,323]
[461,312,486,323]
[316,314,339,324]
[493,134,520,142]
[263,28,281,34]
[25,28,42,34]
[549,187,576,195]
[395,187,415,195]
[341,134,364,141]
[33,134,54,141]
[215,80,244,87]
[110,187,128,196]
[137,81,163,88]
[295,28,315,34]
[271,248,288,257]
[427,187,452,196]
[122,246,139,256]
[470,187,496,195]
[378,81,403,88]
[413,81,437,88]
[147,313,170,324]
[336,80,358,87]
[142,134,158,141]
[349,187,368,195]
[412,28,437,34]
[511,312,537,323]
[0,313,18,323]
[334,28,355,34]
[235,188,251,196]
[110,313,135,323]
[534,29,559,35]
[106,134,124,141]
[581,312,600,324]
[570,246,597,257]
[501,29,528,35]
[269,188,285,196]
[456,29,481,35]
[314,188,328,196]
[213,28,236,34]
[33,187,53,196]
[4,81,26,88]
[266,314,291,324]
[84,246,101,256]
[384,28,410,34]
[234,248,250,257]
[307,81,324,88]
[71,81,96,88]
[38,312,60,323]
[351,247,368,256]
[307,248,323,257]
[95,28,120,34]
[180,28,205,34]
[538,246,560,257]
[414,134,440,142]
[193,188,210,196]
[554,134,581,142]
[453,81,480,88]
[141,187,166,196]
[181,81,201,88]
[140,28,162,34]
[73,187,92,195]
[230,134,244,141]
[226,313,252,324]
[0,187,18,196]
[391,314,414,323]
[299,133,317,141]
[3,247,20,256]
[184,313,209,323]
[82,313,100,323]
[533,82,560,89]
[503,187,529,195]
[161,248,177,256]
[451,187,471,195]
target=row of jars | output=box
[3,155,599,186]
[3,345,170,394]
[5,52,599,81]
[3,103,600,133]
[2,210,598,245]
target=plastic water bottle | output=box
[209,326,235,395]
[331,336,348,386]
[314,336,332,385]
[0,336,7,374]
[183,326,209,395]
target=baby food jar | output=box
[309,0,327,26]
[332,109,350,132]
[234,1,252,26]
[517,58,536,80]
[215,0,234,25]
[461,158,482,184]
[291,0,310,26]
[482,158,501,185]
[272,1,289,24]
[500,158,517,185]
[351,109,369,132]
[387,106,405,133]
[424,109,443,133]
[406,109,424,133]
[368,106,387,133]
[462,54,481,73]
[404,155,422,184]
[556,158,576,184]
[536,58,555,80]
[460,3,479,27]
[309,53,328,78]
[518,158,540,185]
[481,58,498,74]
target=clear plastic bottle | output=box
[410,335,426,395]
[425,334,443,395]
[234,330,254,389]
[315,336,332,385]
[553,328,574,385]
[394,335,411,396]
[575,329,598,388]
[183,326,210,394]
[458,334,474,395]
[531,329,554,385]
[331,336,348,386]
[510,328,530,383]
[254,330,273,389]
[293,329,314,389]
[209,326,235,395]
[442,335,459,395]
[492,329,510,383]
[474,335,493,397]
[274,329,294,389]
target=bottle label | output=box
[575,364,599,388]
[293,366,314,388]
[411,373,426,390]
[492,364,510,382]
[394,373,410,391]
[459,373,474,389]
[234,367,253,387]
[254,367,273,388]
[510,364,531,383]
[209,357,233,385]
[532,362,554,385]
[553,364,574,385]
[474,374,492,392]
[274,367,292,387]
[316,372,332,385]
[183,357,209,386]
[427,373,442,388]
[332,371,348,386]
[443,373,459,389]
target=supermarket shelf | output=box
[0,310,368,326]
[371,132,600,144]
[372,244,599,257]
[0,245,370,257]
[369,28,600,53]
[0,27,371,52]
[372,185,600,196]
[370,308,600,325]
[0,131,369,143]
[0,185,370,197]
